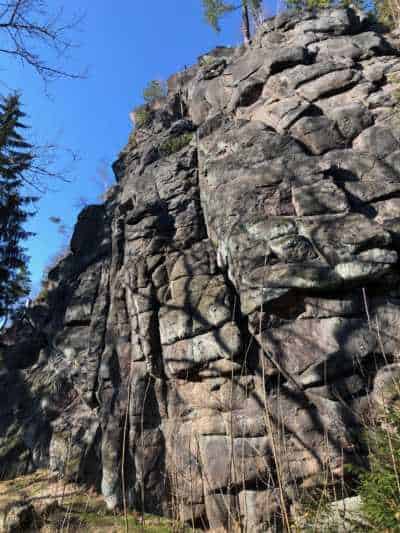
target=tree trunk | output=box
[251,3,263,29]
[241,2,251,45]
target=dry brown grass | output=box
[0,470,184,532]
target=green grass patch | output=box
[135,107,152,129]
[51,508,187,532]
[359,407,400,530]
[159,132,193,157]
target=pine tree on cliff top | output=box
[202,0,263,44]
[0,94,36,324]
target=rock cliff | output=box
[2,7,400,530]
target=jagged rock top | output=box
[115,7,400,315]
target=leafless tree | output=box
[15,133,80,193]
[250,1,266,28]
[72,160,114,211]
[0,0,85,82]
[92,158,114,199]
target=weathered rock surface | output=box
[1,7,400,531]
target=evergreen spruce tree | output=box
[202,0,263,44]
[0,94,36,324]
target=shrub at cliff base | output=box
[359,407,400,530]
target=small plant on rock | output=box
[375,0,400,29]
[142,79,167,103]
[359,406,400,530]
[134,106,152,129]
[285,0,332,9]
[159,132,193,156]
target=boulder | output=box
[290,116,344,154]
[372,363,400,410]
[1,502,37,533]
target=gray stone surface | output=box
[292,179,349,215]
[328,103,373,140]
[372,363,400,410]
[290,116,344,154]
[247,96,311,133]
[2,7,400,531]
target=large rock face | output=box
[2,7,400,530]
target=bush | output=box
[359,406,400,530]
[285,0,368,9]
[135,106,152,129]
[199,53,216,66]
[159,132,193,156]
[375,0,400,28]
[142,80,167,103]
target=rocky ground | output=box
[1,5,400,531]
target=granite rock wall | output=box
[2,7,400,530]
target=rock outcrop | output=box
[2,7,400,531]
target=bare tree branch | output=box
[0,0,85,82]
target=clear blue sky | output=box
[3,0,270,295]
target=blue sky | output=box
[2,0,269,295]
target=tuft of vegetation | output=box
[199,54,216,66]
[130,79,167,134]
[159,133,193,156]
[290,475,354,532]
[285,0,331,8]
[374,0,400,28]
[134,106,152,129]
[292,404,400,531]
[142,80,167,103]
[284,0,369,10]
[359,406,400,530]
